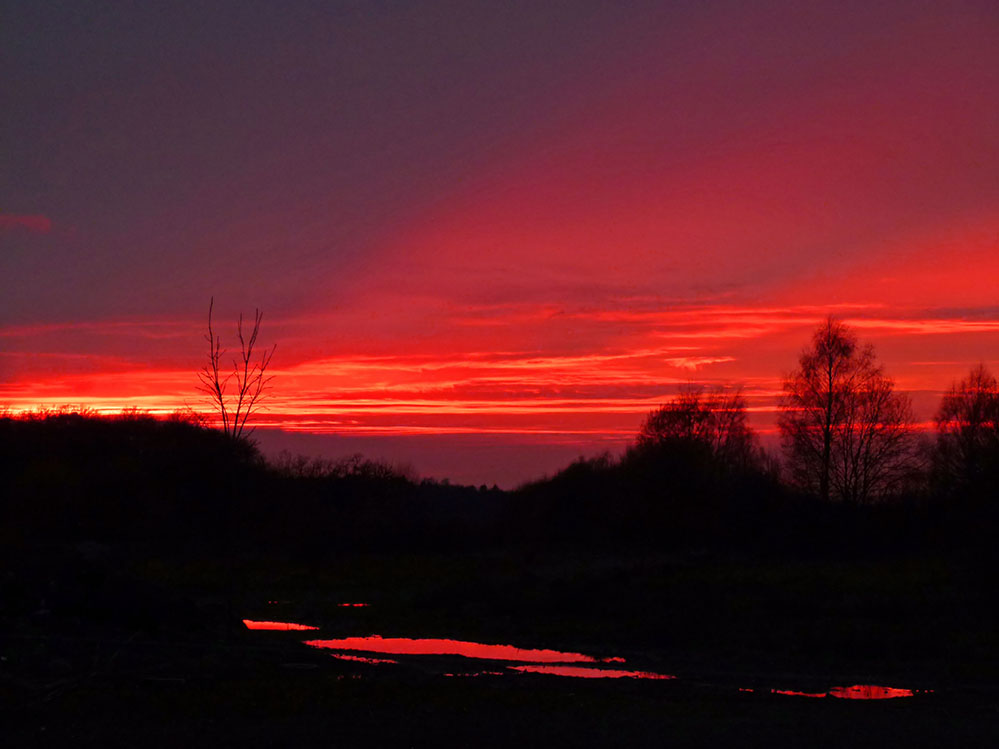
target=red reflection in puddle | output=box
[830,685,916,700]
[243,619,319,631]
[330,653,399,665]
[304,636,599,663]
[772,685,917,700]
[338,603,370,608]
[772,689,828,698]
[510,665,675,680]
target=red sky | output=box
[3,1,999,485]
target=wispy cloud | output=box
[3,301,999,444]
[0,214,52,234]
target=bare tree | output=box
[637,385,761,472]
[197,298,276,439]
[778,317,918,503]
[934,364,999,498]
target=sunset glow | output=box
[3,2,998,485]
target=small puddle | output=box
[831,685,918,700]
[509,664,674,680]
[772,685,918,700]
[243,619,319,631]
[304,635,601,663]
[772,689,829,698]
[330,653,399,665]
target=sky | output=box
[3,0,999,486]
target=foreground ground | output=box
[3,549,998,747]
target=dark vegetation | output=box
[2,403,991,561]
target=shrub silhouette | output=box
[636,385,763,474]
[0,410,263,551]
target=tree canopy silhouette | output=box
[933,363,999,501]
[636,385,761,472]
[778,317,918,503]
[198,298,275,439]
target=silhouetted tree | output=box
[778,317,918,503]
[933,364,999,500]
[637,385,761,472]
[198,297,275,439]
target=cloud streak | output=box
[0,214,51,234]
[3,302,999,451]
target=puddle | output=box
[330,653,399,665]
[304,635,601,663]
[243,618,929,698]
[509,664,675,680]
[772,685,918,700]
[242,619,319,631]
[772,689,829,698]
[338,603,370,608]
[830,685,918,700]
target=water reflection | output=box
[243,618,929,698]
[330,653,399,665]
[242,619,319,631]
[304,635,600,663]
[510,665,674,680]
[772,689,828,698]
[772,685,917,700]
[830,685,917,700]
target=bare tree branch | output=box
[198,299,275,439]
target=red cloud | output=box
[0,214,52,234]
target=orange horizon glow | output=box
[3,303,997,444]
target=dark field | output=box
[2,415,998,746]
[4,550,998,748]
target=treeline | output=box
[2,318,997,561]
[0,410,506,559]
[508,318,999,554]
